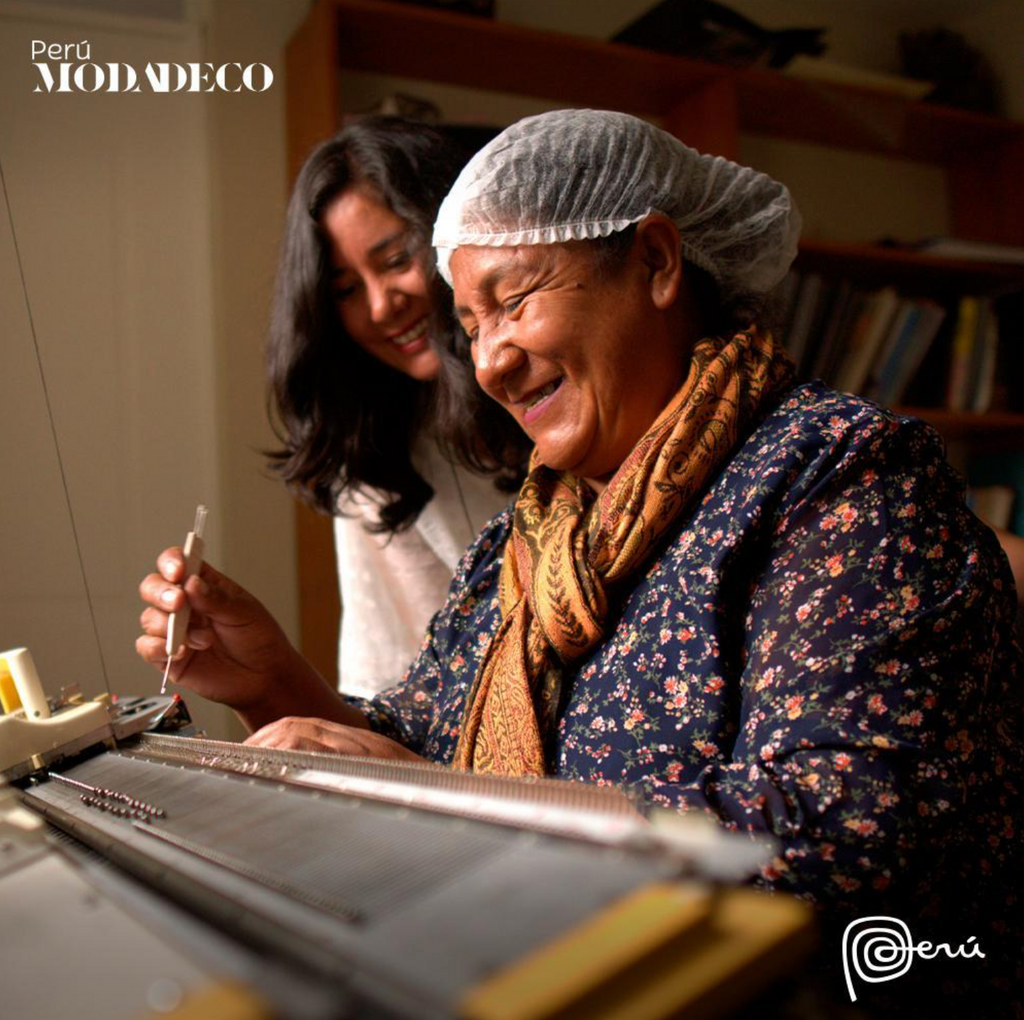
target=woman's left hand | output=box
[243,717,429,762]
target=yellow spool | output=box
[0,658,22,714]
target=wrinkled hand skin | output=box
[244,717,428,762]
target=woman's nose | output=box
[367,277,404,323]
[473,327,526,395]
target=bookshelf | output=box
[787,242,1024,419]
[795,240,1024,293]
[285,0,1024,679]
[899,408,1024,446]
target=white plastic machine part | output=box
[162,505,208,694]
[6,646,51,720]
[0,646,112,781]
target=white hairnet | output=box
[433,109,800,301]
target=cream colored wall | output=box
[0,1,220,728]
[195,0,308,739]
[0,0,305,740]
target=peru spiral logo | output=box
[842,916,914,1001]
[840,915,985,1001]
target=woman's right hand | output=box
[136,548,301,719]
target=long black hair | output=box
[266,116,525,533]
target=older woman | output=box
[139,111,1020,1016]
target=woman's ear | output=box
[634,214,684,310]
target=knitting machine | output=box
[1,648,815,1020]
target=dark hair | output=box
[589,225,766,335]
[266,116,524,532]
[432,307,534,485]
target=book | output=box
[946,296,980,411]
[833,286,900,395]
[968,299,999,413]
[970,451,1024,537]
[914,238,1024,264]
[783,56,933,99]
[864,298,920,404]
[880,301,947,406]
[783,272,822,372]
[776,268,802,334]
[810,284,863,384]
[966,485,1016,530]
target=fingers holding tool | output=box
[145,506,207,692]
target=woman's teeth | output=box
[392,320,426,346]
[525,379,561,410]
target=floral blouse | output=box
[351,382,1021,1012]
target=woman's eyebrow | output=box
[329,231,408,279]
[454,266,516,318]
[368,230,407,255]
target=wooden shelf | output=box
[314,0,1024,244]
[331,0,723,114]
[735,68,1023,163]
[320,0,1024,164]
[894,408,1024,447]
[796,240,1024,294]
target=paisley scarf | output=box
[453,329,794,775]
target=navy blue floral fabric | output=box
[349,381,1021,1012]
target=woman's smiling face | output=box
[323,186,440,381]
[450,227,690,489]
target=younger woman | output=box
[267,117,526,696]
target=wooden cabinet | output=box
[285,0,1024,677]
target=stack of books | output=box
[779,274,1002,412]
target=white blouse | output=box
[333,439,511,698]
